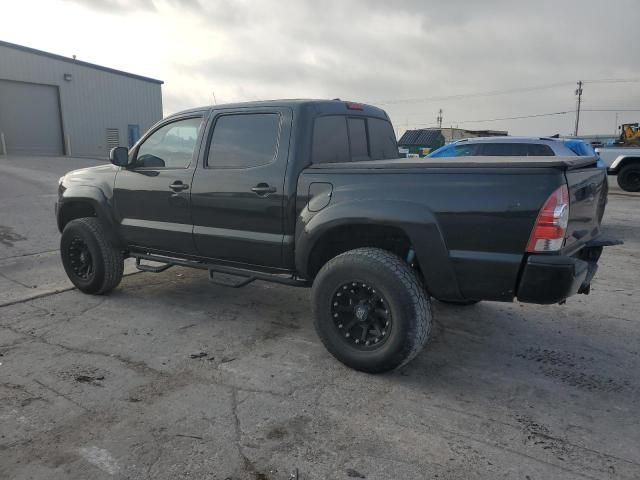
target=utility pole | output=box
[573,81,583,136]
[437,109,443,129]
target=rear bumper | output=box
[517,255,593,304]
[517,235,623,304]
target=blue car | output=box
[428,136,605,167]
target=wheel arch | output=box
[57,186,123,248]
[295,200,463,300]
[610,155,640,174]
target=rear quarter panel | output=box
[296,167,564,301]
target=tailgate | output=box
[563,162,608,254]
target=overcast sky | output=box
[4,0,640,137]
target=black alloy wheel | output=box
[312,248,432,373]
[331,281,392,349]
[67,236,94,280]
[60,217,124,294]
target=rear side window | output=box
[208,113,280,168]
[527,144,555,156]
[312,115,397,164]
[452,144,481,156]
[564,140,595,156]
[480,143,529,156]
[479,143,555,156]
[368,118,398,160]
[312,116,350,164]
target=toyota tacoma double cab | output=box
[56,99,616,373]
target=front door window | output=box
[134,117,202,169]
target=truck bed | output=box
[298,153,607,302]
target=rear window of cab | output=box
[312,115,397,164]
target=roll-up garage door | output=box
[0,79,64,155]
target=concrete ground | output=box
[0,155,639,480]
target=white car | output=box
[595,147,640,192]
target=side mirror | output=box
[109,146,130,167]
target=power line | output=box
[368,78,640,106]
[371,82,575,106]
[402,106,640,129]
[581,108,640,112]
[583,78,640,84]
[407,111,571,128]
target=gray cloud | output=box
[66,0,202,13]
[68,0,640,135]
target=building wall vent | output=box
[106,128,120,151]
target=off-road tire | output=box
[60,217,124,294]
[312,247,431,373]
[617,164,640,192]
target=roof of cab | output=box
[166,99,389,119]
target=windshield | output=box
[427,143,475,157]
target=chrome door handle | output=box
[251,184,276,195]
[169,182,189,192]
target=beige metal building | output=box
[0,40,163,157]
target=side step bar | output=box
[131,252,310,288]
[135,257,174,273]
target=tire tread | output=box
[64,217,123,294]
[313,247,431,372]
[617,164,640,192]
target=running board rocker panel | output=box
[131,252,310,288]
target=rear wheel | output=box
[60,217,123,294]
[312,248,431,373]
[617,164,640,192]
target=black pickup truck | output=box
[56,99,615,372]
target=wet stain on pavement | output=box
[0,225,26,247]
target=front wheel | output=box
[312,248,432,373]
[60,217,124,294]
[617,164,640,192]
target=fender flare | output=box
[57,185,123,247]
[610,155,640,173]
[295,199,463,300]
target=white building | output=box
[0,40,163,157]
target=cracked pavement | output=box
[1,156,639,479]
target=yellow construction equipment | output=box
[618,123,640,146]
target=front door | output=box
[190,107,292,268]
[114,115,205,254]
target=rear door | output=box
[563,162,608,253]
[190,107,292,268]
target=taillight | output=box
[526,185,570,252]
[345,101,364,110]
